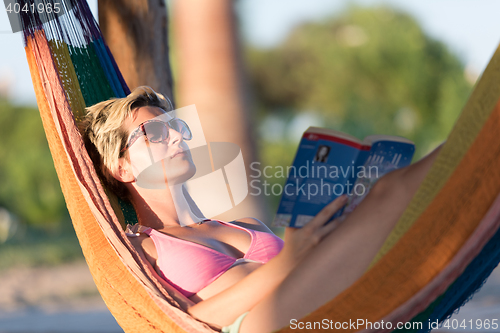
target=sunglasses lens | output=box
[143,121,169,143]
[170,119,192,140]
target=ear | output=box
[110,158,135,183]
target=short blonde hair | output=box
[80,86,173,198]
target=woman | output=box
[81,86,442,333]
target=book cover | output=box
[273,127,415,227]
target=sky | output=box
[1,0,500,105]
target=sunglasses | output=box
[121,118,192,153]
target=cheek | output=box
[128,139,171,176]
[128,142,154,177]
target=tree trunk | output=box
[173,0,268,222]
[98,0,174,102]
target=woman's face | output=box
[122,106,196,187]
[318,146,328,158]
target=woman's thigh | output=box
[239,144,443,333]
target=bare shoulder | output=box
[231,217,272,233]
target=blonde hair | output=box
[80,86,173,198]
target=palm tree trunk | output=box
[98,0,174,102]
[173,0,267,222]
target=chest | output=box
[156,221,253,259]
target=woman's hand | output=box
[282,195,348,265]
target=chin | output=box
[165,160,197,185]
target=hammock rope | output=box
[18,1,500,332]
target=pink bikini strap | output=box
[125,223,152,237]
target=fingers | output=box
[282,196,348,260]
[305,195,348,230]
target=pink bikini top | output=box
[143,220,284,298]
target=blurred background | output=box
[1,0,500,332]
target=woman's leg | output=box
[240,144,443,333]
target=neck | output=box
[127,182,205,229]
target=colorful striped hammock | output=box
[20,1,500,332]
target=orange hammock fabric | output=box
[26,31,216,333]
[23,8,500,333]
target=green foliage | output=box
[247,5,473,160]
[0,222,82,270]
[0,98,68,226]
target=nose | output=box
[168,126,183,146]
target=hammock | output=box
[19,1,500,332]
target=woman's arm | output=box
[187,195,348,327]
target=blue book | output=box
[273,127,415,227]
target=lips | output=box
[171,150,185,158]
